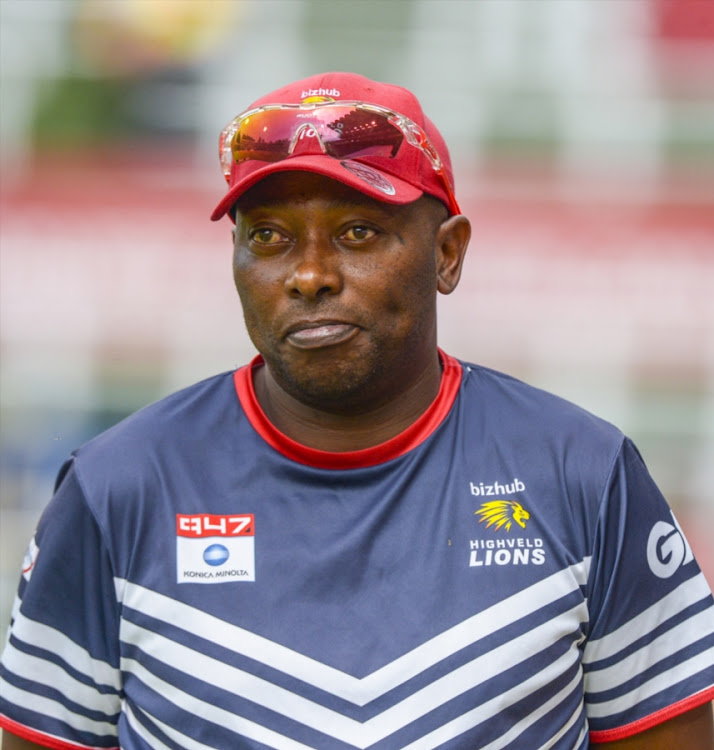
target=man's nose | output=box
[284,240,343,300]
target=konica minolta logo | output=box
[470,478,525,497]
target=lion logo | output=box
[475,500,530,532]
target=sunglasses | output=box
[218,101,460,215]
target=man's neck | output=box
[252,356,443,452]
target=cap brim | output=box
[210,155,424,222]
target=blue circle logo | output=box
[203,544,230,566]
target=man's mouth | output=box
[285,322,359,349]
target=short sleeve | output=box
[0,459,122,749]
[583,438,714,742]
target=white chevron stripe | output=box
[399,641,582,750]
[124,703,176,750]
[478,670,582,750]
[121,602,586,747]
[115,557,590,705]
[585,607,714,694]
[533,699,586,750]
[553,722,588,750]
[587,644,714,719]
[121,658,319,750]
[572,724,589,750]
[1,641,119,716]
[10,609,121,690]
[0,676,118,738]
[130,700,318,750]
[582,573,712,665]
[356,603,586,746]
[122,620,359,741]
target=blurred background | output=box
[1,0,713,641]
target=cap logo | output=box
[300,88,340,100]
[340,161,396,195]
[300,96,336,105]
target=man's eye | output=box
[342,226,376,242]
[250,228,285,245]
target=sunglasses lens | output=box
[318,108,404,159]
[230,107,404,164]
[232,109,300,163]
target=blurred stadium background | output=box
[1,0,713,645]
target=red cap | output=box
[210,72,457,221]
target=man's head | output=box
[211,71,460,222]
[215,73,471,429]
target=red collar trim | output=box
[233,351,462,469]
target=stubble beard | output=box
[263,341,389,416]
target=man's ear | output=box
[436,215,471,295]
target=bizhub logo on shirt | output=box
[176,514,255,584]
[470,478,525,497]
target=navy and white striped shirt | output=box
[2,353,713,748]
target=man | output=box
[1,72,712,749]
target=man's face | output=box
[232,172,456,415]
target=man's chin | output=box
[268,357,385,416]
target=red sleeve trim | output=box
[589,686,714,743]
[0,715,117,750]
[233,350,463,469]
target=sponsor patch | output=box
[340,160,396,195]
[176,514,255,584]
[647,513,694,578]
[22,536,39,582]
